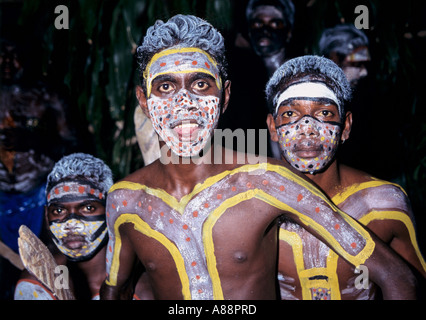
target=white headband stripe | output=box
[275,82,340,113]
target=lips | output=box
[171,119,202,141]
[292,140,323,158]
[62,234,87,249]
[257,37,272,46]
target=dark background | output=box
[1,0,425,251]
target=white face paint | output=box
[343,46,370,87]
[277,116,341,173]
[144,47,223,158]
[49,215,107,261]
[275,82,341,114]
[147,90,220,157]
[274,82,343,173]
[47,181,108,261]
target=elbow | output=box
[377,263,419,300]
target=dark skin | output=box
[45,200,107,298]
[18,198,151,299]
[267,88,425,299]
[100,70,417,300]
[248,6,291,76]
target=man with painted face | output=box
[13,153,112,299]
[100,15,418,300]
[246,0,295,77]
[266,55,425,300]
[319,24,370,89]
[14,153,153,300]
[236,0,295,159]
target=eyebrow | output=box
[278,97,338,108]
[151,74,177,84]
[48,199,102,208]
[188,72,216,82]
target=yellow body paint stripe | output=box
[108,163,375,299]
[279,226,341,300]
[205,187,374,299]
[107,214,191,299]
[145,47,219,77]
[358,211,426,273]
[332,179,406,205]
[258,189,375,267]
[110,163,337,214]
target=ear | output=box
[266,114,279,142]
[221,80,231,114]
[341,111,353,142]
[44,205,50,229]
[136,85,150,117]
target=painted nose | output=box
[296,117,320,138]
[63,219,85,233]
[173,89,198,113]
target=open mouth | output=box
[257,37,272,46]
[171,119,203,141]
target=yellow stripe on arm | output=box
[107,214,191,299]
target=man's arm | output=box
[263,162,418,298]
[100,189,138,300]
[361,229,418,299]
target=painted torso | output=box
[278,179,425,300]
[105,163,375,300]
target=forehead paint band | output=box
[143,47,222,97]
[275,82,340,114]
[47,181,106,205]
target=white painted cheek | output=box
[277,120,342,173]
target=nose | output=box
[296,117,320,138]
[172,89,198,113]
[62,218,85,233]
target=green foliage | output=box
[14,1,425,234]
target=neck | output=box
[304,160,343,198]
[262,49,286,76]
[158,142,229,200]
[74,246,107,298]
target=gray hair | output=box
[246,0,295,29]
[46,153,113,196]
[265,55,352,117]
[136,14,228,94]
[318,24,369,58]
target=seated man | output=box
[14,153,152,300]
[266,55,425,299]
[100,14,417,300]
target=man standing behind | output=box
[266,55,425,300]
[100,15,417,300]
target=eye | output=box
[84,205,94,212]
[280,110,295,118]
[51,207,66,216]
[270,20,284,29]
[158,83,174,94]
[250,20,263,29]
[193,80,209,91]
[81,204,98,214]
[318,110,334,117]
